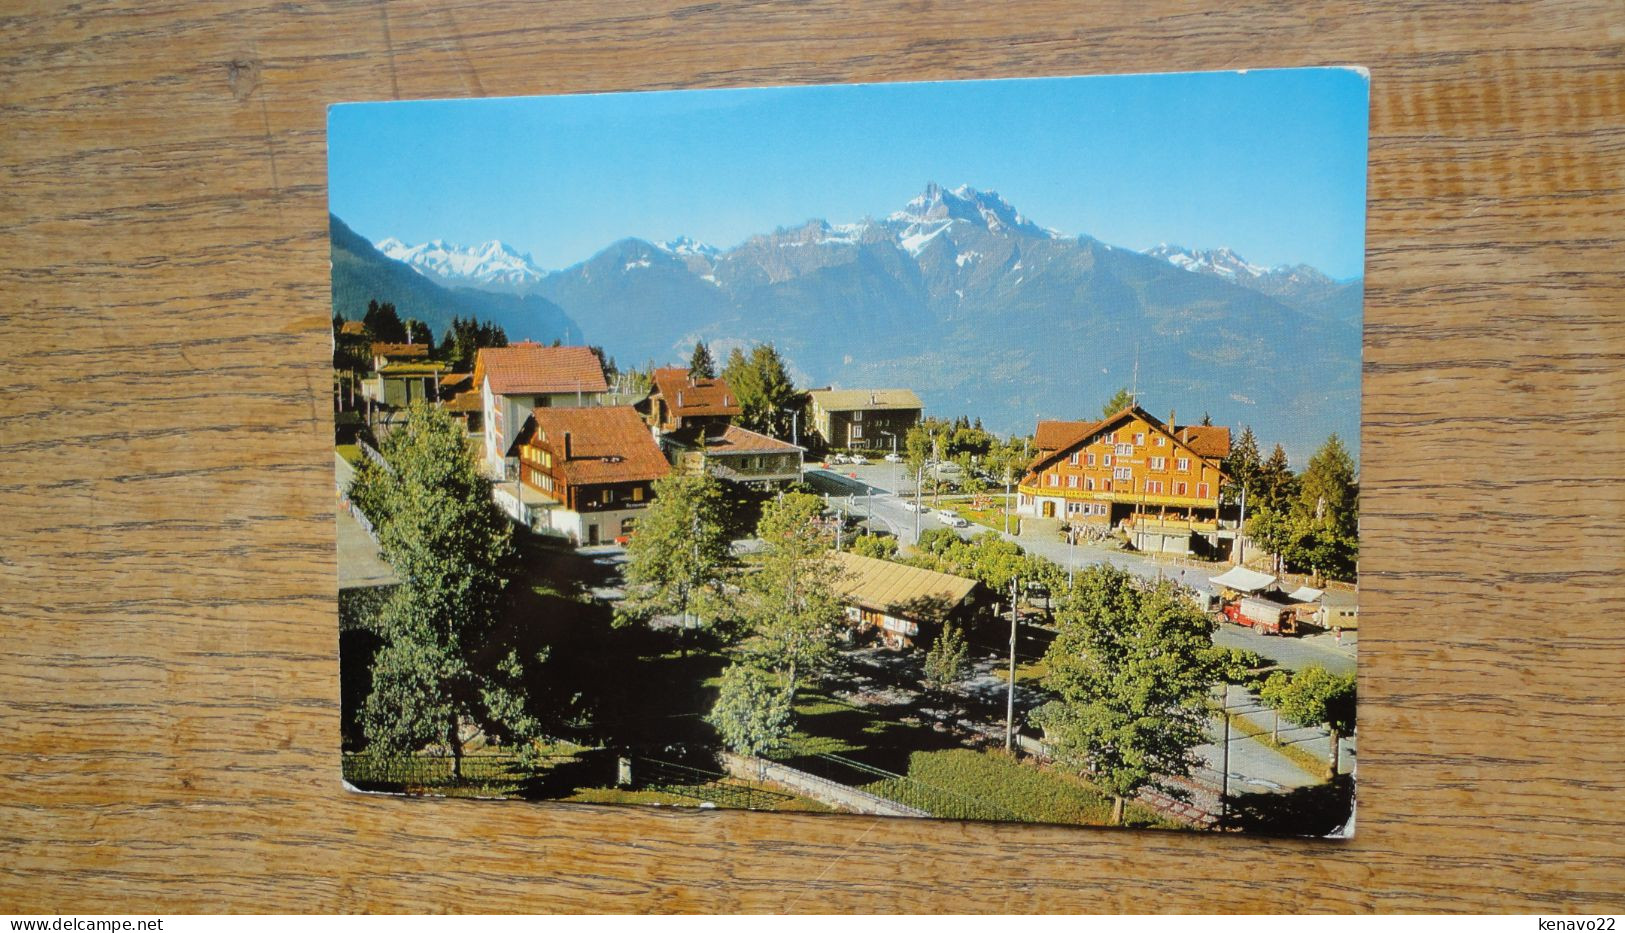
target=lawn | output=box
[336,443,362,466]
[862,748,1174,828]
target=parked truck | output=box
[1223,594,1299,636]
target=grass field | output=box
[862,748,1173,827]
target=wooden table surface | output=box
[3,0,1622,914]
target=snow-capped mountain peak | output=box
[886,182,1054,242]
[658,235,720,257]
[375,236,549,290]
[1145,243,1271,281]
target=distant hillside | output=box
[361,185,1363,462]
[329,215,581,344]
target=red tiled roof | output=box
[1027,405,1231,474]
[515,405,669,486]
[371,342,429,359]
[475,343,609,397]
[1034,419,1099,452]
[1174,424,1231,460]
[651,367,742,417]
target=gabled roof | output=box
[830,551,979,619]
[475,343,610,397]
[651,368,742,417]
[667,424,802,455]
[511,405,669,486]
[1035,419,1099,452]
[808,388,923,412]
[339,320,367,336]
[1027,405,1231,474]
[371,342,429,360]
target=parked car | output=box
[849,454,869,465]
[883,452,904,463]
[937,510,970,528]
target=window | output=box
[1145,480,1162,495]
[1086,452,1096,467]
[1176,482,1188,496]
[1197,482,1210,499]
[1133,433,1145,446]
[851,425,863,440]
[1114,467,1132,481]
[1116,443,1133,456]
[1047,473,1059,487]
[1154,435,1166,447]
[1177,457,1190,472]
[852,410,863,422]
[1085,477,1095,491]
[1151,456,1166,471]
[632,486,644,503]
[1069,452,1080,466]
[1067,475,1079,488]
[1103,454,1113,467]
[603,488,616,505]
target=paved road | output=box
[807,465,1357,676]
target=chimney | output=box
[677,390,684,409]
[1169,409,1176,432]
[870,391,877,405]
[562,431,572,461]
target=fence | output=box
[717,751,928,817]
[341,750,531,790]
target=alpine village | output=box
[334,202,1360,838]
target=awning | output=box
[1285,585,1324,603]
[1207,565,1279,594]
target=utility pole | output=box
[1220,694,1230,828]
[1236,484,1247,566]
[1005,576,1019,752]
[1068,526,1076,588]
[914,463,923,543]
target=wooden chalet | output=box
[1019,404,1231,555]
[506,404,669,546]
[806,388,922,452]
[473,343,609,479]
[830,551,983,650]
[644,367,741,433]
[662,424,804,486]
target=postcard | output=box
[330,67,1366,837]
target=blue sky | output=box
[329,68,1369,278]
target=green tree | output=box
[357,403,533,779]
[707,662,794,757]
[740,492,845,701]
[1292,434,1359,581]
[362,299,406,343]
[847,533,898,560]
[614,472,733,650]
[922,621,969,696]
[723,343,799,437]
[1257,444,1295,512]
[1259,666,1356,779]
[405,318,433,346]
[689,340,715,379]
[1223,425,1262,505]
[1033,565,1218,825]
[1101,386,1135,418]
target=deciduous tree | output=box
[707,662,794,758]
[357,403,538,778]
[1034,565,1218,824]
[1259,666,1356,779]
[739,492,845,701]
[614,472,733,650]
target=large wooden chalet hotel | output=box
[1017,403,1232,557]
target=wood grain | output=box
[2,0,1622,914]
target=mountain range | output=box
[332,183,1362,460]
